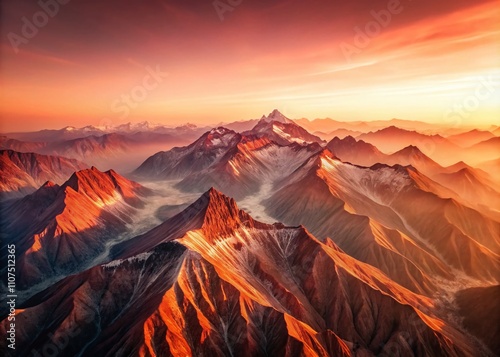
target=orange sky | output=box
[1,0,499,132]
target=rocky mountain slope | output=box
[0,189,489,357]
[0,167,152,290]
[0,150,87,198]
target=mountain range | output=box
[0,150,88,199]
[0,124,208,172]
[0,110,498,356]
[1,189,492,357]
[0,167,152,290]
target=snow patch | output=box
[272,124,308,144]
[210,127,229,136]
[320,156,411,202]
[210,137,222,146]
[104,252,153,268]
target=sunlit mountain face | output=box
[1,111,498,357]
[1,0,499,356]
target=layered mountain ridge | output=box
[266,150,500,284]
[132,121,499,299]
[326,136,500,214]
[243,110,324,146]
[134,122,323,200]
[1,111,498,356]
[0,149,88,198]
[0,167,152,290]
[1,188,490,357]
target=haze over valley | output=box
[1,0,499,355]
[1,110,499,356]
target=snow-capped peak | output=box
[135,121,162,130]
[261,109,293,124]
[114,121,161,132]
[176,123,197,130]
[94,120,184,133]
[202,127,239,148]
[209,127,231,136]
[81,125,102,132]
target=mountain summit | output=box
[7,188,487,357]
[0,150,88,198]
[245,111,324,146]
[260,109,294,124]
[1,167,152,289]
[112,187,270,258]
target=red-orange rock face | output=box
[1,189,491,357]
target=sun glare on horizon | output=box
[1,0,499,132]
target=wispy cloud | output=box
[0,0,498,131]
